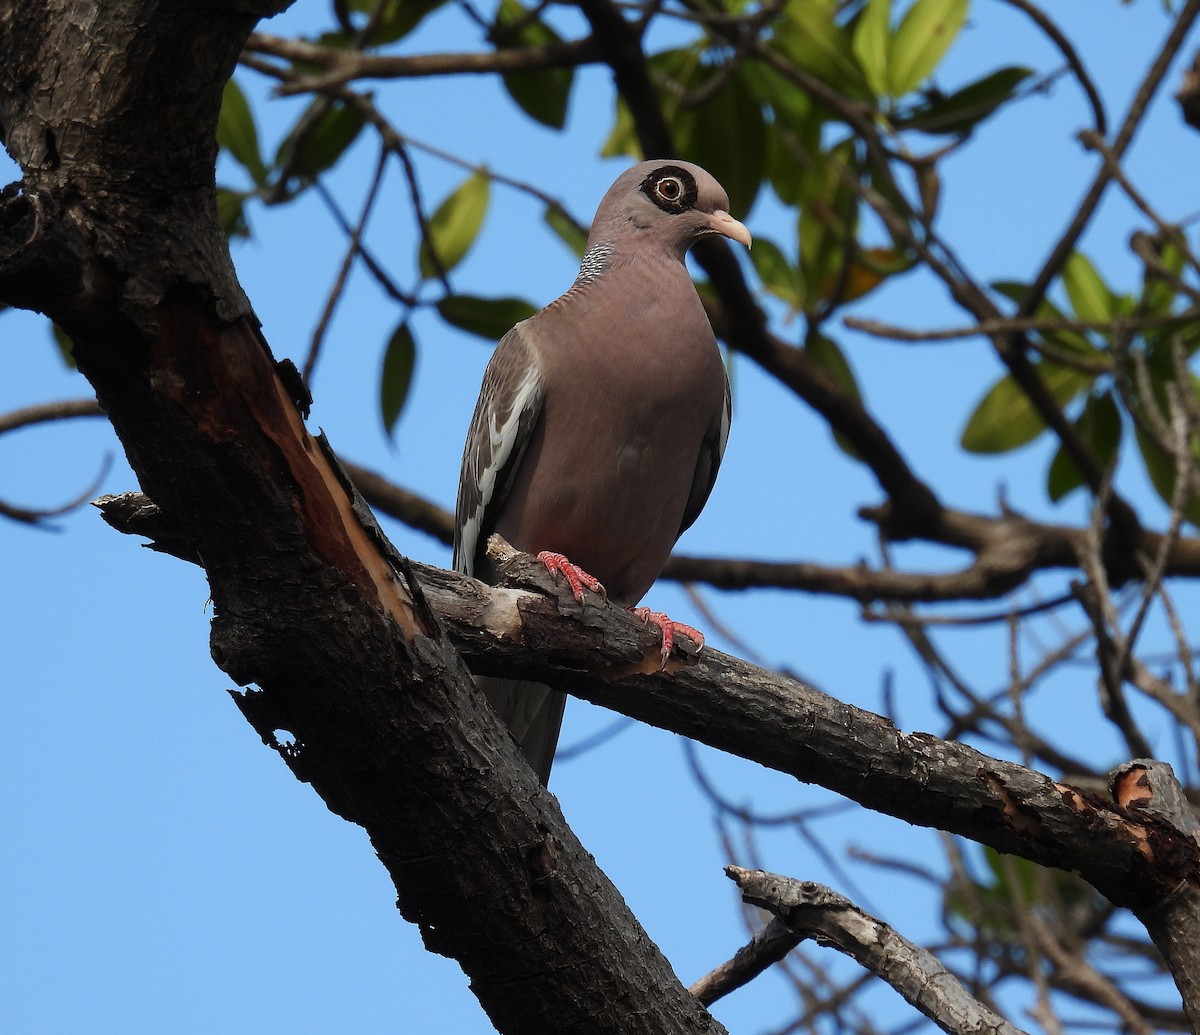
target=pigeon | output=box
[453,160,751,783]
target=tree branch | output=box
[246,30,600,93]
[727,868,1029,1035]
[96,493,1200,917]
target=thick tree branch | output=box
[96,496,1200,918]
[1113,761,1200,1030]
[0,3,726,1033]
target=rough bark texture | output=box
[1114,761,1200,1029]
[7,0,1200,1027]
[0,3,725,1033]
[98,498,1200,921]
[729,869,1029,1035]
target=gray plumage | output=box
[453,160,750,783]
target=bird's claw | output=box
[536,551,606,604]
[628,607,704,668]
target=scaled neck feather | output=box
[572,242,614,286]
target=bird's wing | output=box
[678,367,731,537]
[453,324,545,577]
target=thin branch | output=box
[1019,0,1200,316]
[845,308,1198,350]
[303,144,390,383]
[689,915,802,1007]
[244,31,601,95]
[0,397,105,433]
[998,0,1107,137]
[726,868,1030,1035]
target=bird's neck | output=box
[572,242,615,287]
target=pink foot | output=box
[536,551,606,603]
[628,607,705,668]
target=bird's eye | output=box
[655,176,684,203]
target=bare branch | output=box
[244,31,601,95]
[726,868,1029,1035]
[1019,0,1200,316]
[999,0,1107,136]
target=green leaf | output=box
[1046,392,1121,502]
[495,0,575,129]
[418,171,491,279]
[380,322,417,436]
[742,61,814,130]
[750,237,801,306]
[887,0,968,96]
[806,333,861,400]
[1061,252,1115,323]
[276,101,367,181]
[600,99,640,160]
[961,363,1093,454]
[436,295,538,340]
[50,322,76,368]
[1134,423,1200,526]
[806,333,863,457]
[217,80,267,185]
[991,279,1099,359]
[543,203,589,258]
[348,0,448,45]
[851,0,891,98]
[1139,236,1186,316]
[797,140,860,310]
[216,187,250,239]
[774,0,867,95]
[898,66,1033,135]
[679,66,767,217]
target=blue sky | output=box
[4,2,1199,1031]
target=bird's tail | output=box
[475,675,566,785]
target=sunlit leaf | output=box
[217,79,267,185]
[436,295,538,340]
[774,0,867,95]
[418,171,491,279]
[961,363,1093,454]
[991,279,1099,359]
[888,0,968,96]
[380,321,417,436]
[1046,392,1121,501]
[1061,252,1115,323]
[851,0,891,98]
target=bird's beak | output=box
[707,210,752,249]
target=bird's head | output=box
[589,160,752,259]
